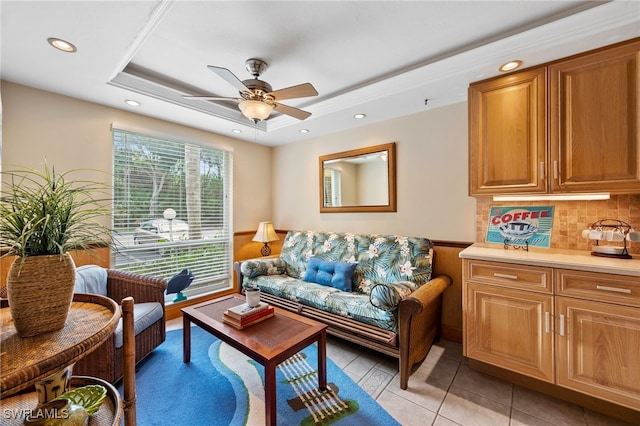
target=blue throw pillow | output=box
[303,257,332,285]
[303,257,357,292]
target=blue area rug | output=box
[128,327,400,425]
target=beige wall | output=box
[1,81,272,232]
[273,102,477,242]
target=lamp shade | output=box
[252,222,279,243]
[238,100,274,121]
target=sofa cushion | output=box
[280,231,355,280]
[280,231,434,295]
[353,235,434,294]
[246,275,398,332]
[241,257,287,279]
[114,302,163,348]
[247,274,340,310]
[325,291,397,331]
[74,265,108,296]
[303,257,357,292]
[370,281,418,311]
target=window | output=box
[112,128,233,303]
[323,168,341,207]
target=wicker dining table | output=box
[1,293,121,399]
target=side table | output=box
[0,293,136,425]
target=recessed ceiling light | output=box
[353,113,366,119]
[124,99,141,106]
[299,129,309,133]
[231,129,242,134]
[47,37,77,53]
[499,60,523,72]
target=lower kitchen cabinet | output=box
[556,297,640,409]
[465,283,554,382]
[461,247,640,414]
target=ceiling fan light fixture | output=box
[238,99,274,121]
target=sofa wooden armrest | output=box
[398,275,452,389]
[74,270,168,383]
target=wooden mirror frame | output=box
[319,142,397,213]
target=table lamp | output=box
[252,222,279,256]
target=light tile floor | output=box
[166,318,634,425]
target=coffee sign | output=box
[487,206,555,248]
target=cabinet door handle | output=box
[559,314,565,337]
[493,273,518,280]
[545,311,550,333]
[553,161,559,180]
[539,162,546,180]
[596,285,631,294]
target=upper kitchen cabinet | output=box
[549,39,640,194]
[469,38,640,197]
[469,68,547,195]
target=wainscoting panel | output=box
[432,241,470,343]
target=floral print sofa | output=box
[235,230,452,389]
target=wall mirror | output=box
[319,142,396,213]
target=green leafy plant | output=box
[0,163,112,260]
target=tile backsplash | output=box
[476,195,640,255]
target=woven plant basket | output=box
[6,253,76,337]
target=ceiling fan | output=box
[184,58,318,122]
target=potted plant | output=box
[0,163,112,337]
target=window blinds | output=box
[112,128,233,301]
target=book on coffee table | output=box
[225,301,270,320]
[223,308,275,330]
[224,305,274,324]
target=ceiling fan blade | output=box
[267,83,318,101]
[183,95,240,101]
[273,102,312,120]
[207,65,251,94]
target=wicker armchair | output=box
[73,269,167,384]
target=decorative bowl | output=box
[53,384,107,416]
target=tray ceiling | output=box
[2,1,639,146]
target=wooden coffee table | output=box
[181,294,328,426]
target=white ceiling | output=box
[2,1,639,146]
